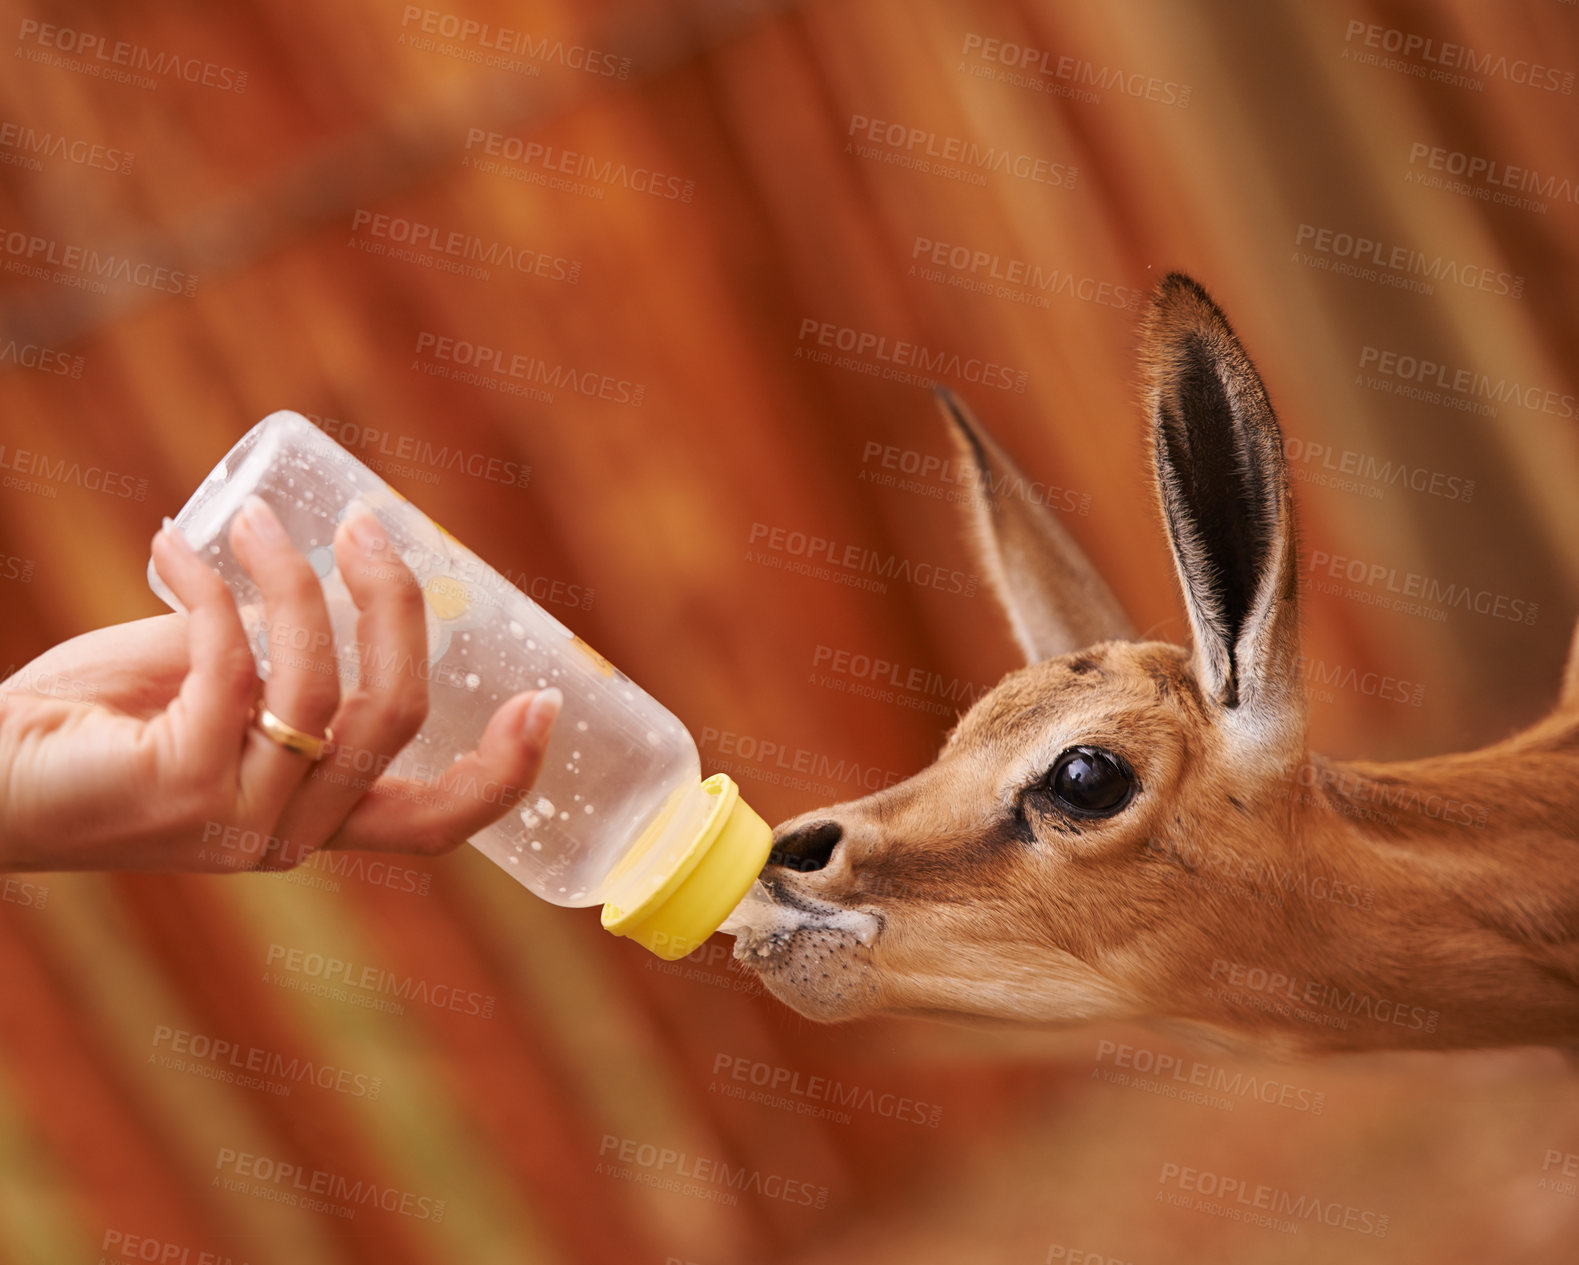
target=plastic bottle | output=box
[148,411,776,959]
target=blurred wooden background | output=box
[1,0,1578,1261]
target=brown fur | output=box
[735,274,1579,1053]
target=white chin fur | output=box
[727,896,880,961]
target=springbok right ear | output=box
[937,389,1133,663]
[1144,274,1302,743]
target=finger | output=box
[149,522,259,752]
[228,496,341,820]
[325,687,559,855]
[266,507,429,866]
[70,615,193,715]
[0,614,191,716]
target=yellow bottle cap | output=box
[600,774,772,960]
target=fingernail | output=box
[343,507,388,556]
[241,495,287,544]
[524,687,562,739]
[158,516,195,553]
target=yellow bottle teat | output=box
[599,774,772,960]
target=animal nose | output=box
[769,819,843,873]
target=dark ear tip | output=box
[932,388,998,481]
[933,386,977,440]
[1142,275,1250,395]
[1158,271,1208,298]
[932,385,965,424]
[1151,272,1228,325]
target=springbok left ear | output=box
[1143,274,1303,746]
[937,389,1134,663]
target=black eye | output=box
[1047,747,1135,818]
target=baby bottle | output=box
[148,411,776,959]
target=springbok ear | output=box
[936,389,1133,663]
[1144,274,1302,739]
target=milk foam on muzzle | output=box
[720,881,881,956]
[149,410,775,961]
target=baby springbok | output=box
[736,272,1579,1054]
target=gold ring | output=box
[253,705,333,761]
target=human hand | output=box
[0,496,559,872]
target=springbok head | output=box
[735,274,1317,1036]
